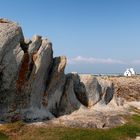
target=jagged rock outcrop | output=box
[80,75,102,107]
[71,74,89,106]
[0,19,139,126]
[22,39,54,121]
[43,56,67,116]
[0,19,24,119]
[58,74,82,116]
[97,78,114,105]
[0,19,55,121]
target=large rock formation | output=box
[0,19,140,127]
[43,56,67,116]
[58,74,82,116]
[0,19,24,120]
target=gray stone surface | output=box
[71,74,88,106]
[80,75,102,107]
[58,74,81,116]
[97,78,114,105]
[29,39,53,109]
[43,56,66,116]
[22,39,53,121]
[0,19,24,120]
[28,35,42,54]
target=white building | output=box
[129,68,136,75]
[124,68,136,76]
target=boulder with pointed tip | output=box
[42,56,67,116]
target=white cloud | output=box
[68,56,125,65]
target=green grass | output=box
[0,132,8,140]
[0,114,140,140]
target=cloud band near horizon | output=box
[67,56,140,65]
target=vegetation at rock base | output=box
[0,114,140,140]
[0,132,8,140]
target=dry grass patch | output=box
[0,114,140,140]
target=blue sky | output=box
[0,0,140,74]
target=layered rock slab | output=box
[42,56,67,116]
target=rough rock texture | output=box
[47,107,127,129]
[0,18,24,118]
[80,75,102,107]
[58,74,82,116]
[112,77,140,103]
[0,19,139,128]
[97,77,114,105]
[43,56,67,116]
[28,39,53,108]
[0,19,55,121]
[72,74,88,106]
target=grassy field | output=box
[0,114,140,140]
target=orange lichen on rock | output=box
[16,53,29,92]
[32,51,38,62]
